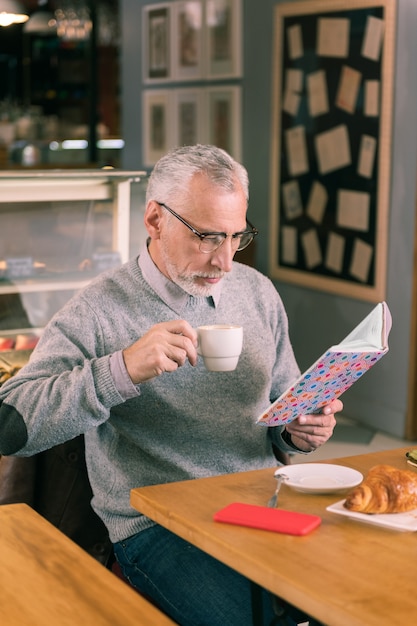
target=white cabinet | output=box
[0,170,148,346]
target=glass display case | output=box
[0,169,148,349]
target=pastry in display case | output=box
[0,169,148,350]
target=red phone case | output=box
[213,502,321,536]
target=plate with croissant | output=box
[327,464,417,531]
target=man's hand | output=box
[123,320,198,384]
[284,398,343,452]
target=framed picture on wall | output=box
[172,1,204,80]
[143,3,172,83]
[143,90,174,166]
[173,88,205,146]
[269,0,396,302]
[205,0,242,78]
[206,86,241,160]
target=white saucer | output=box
[274,463,363,494]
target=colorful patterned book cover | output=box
[257,302,391,427]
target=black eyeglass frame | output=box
[156,201,258,253]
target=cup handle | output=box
[195,330,202,355]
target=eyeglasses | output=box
[157,201,258,254]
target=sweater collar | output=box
[138,242,222,313]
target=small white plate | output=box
[274,463,363,494]
[327,500,417,532]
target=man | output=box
[0,145,341,626]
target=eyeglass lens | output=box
[199,232,254,253]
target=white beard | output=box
[160,247,223,297]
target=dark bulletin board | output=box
[269,0,396,302]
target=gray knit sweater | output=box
[0,247,300,542]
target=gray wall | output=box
[121,0,417,437]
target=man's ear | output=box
[144,201,163,239]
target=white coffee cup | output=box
[197,324,243,372]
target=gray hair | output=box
[145,144,249,206]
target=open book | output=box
[257,301,391,427]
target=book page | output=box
[335,301,390,349]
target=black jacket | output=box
[0,434,113,565]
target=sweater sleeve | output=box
[0,296,124,456]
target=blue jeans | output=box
[113,524,278,626]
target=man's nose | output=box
[210,237,235,272]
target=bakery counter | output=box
[0,350,32,384]
[0,169,148,337]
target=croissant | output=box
[344,464,417,514]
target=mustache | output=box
[196,272,225,279]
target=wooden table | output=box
[0,503,176,625]
[131,446,417,626]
